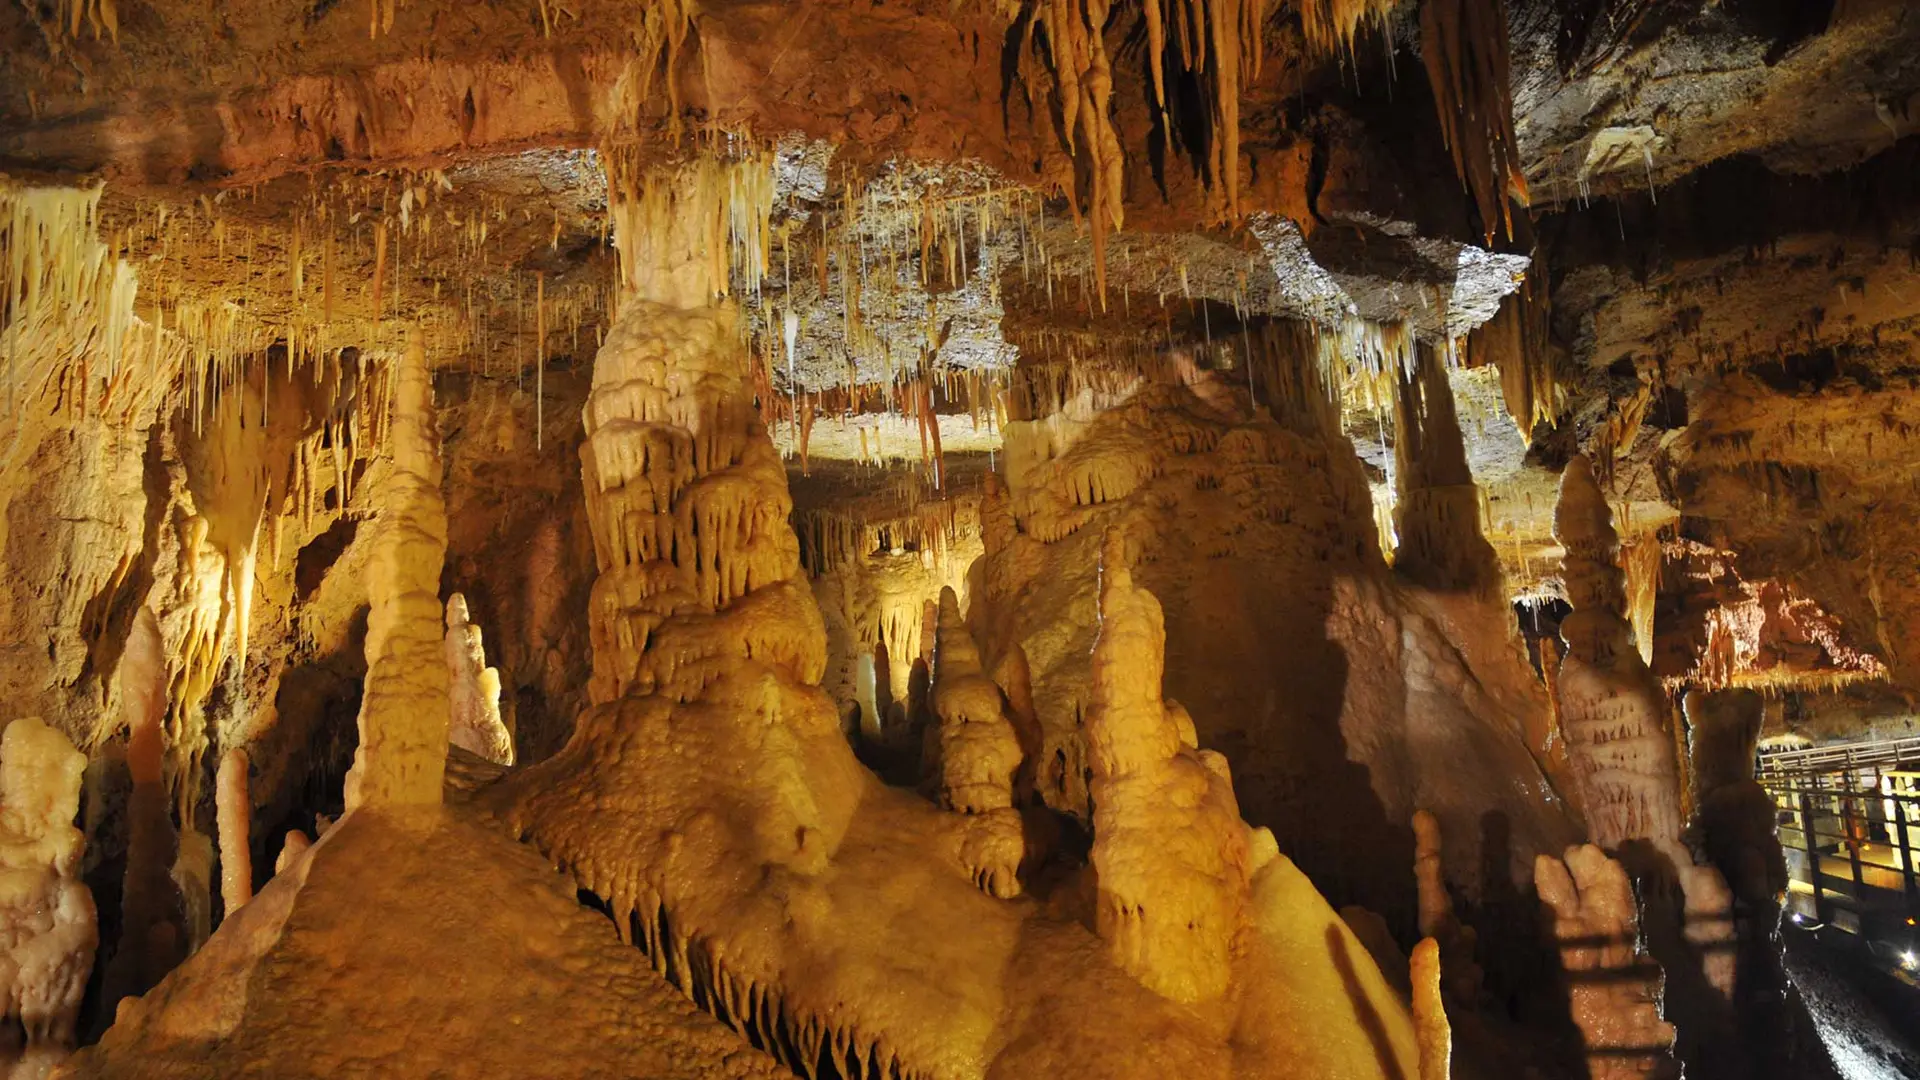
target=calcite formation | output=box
[5,0,1920,1072]
[344,333,452,810]
[1551,455,1685,850]
[0,718,96,1069]
[1537,844,1677,1080]
[1087,528,1251,1004]
[215,748,253,914]
[444,594,512,766]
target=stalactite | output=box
[1468,276,1556,440]
[343,332,451,809]
[1420,0,1529,241]
[215,748,252,916]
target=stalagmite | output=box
[1536,845,1677,1080]
[1685,689,1783,912]
[445,594,513,766]
[103,606,182,1011]
[0,718,96,1072]
[928,586,1025,897]
[343,332,451,809]
[1409,937,1451,1080]
[274,831,311,875]
[215,748,252,915]
[1087,528,1249,1004]
[1552,455,1684,849]
[1411,809,1480,1001]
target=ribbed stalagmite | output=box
[344,332,451,809]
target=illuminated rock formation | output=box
[1411,808,1480,1001]
[1088,528,1249,1004]
[1552,455,1684,850]
[1537,844,1677,1080]
[929,586,1021,815]
[444,593,512,766]
[102,606,182,1011]
[0,718,96,1069]
[344,333,452,810]
[1409,937,1452,1080]
[215,748,252,915]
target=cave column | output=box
[580,151,822,707]
[343,331,451,809]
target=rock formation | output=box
[1087,528,1253,1004]
[215,748,252,915]
[344,333,452,810]
[0,718,96,1071]
[444,594,512,766]
[1537,844,1678,1080]
[1552,454,1686,850]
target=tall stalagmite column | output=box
[344,333,451,809]
[1087,529,1251,1005]
[1552,455,1683,848]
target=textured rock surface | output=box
[60,806,787,1080]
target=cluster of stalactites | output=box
[0,718,98,1069]
[344,333,451,809]
[1468,276,1556,441]
[1,178,138,405]
[1086,528,1252,1004]
[1298,0,1400,59]
[1420,0,1530,242]
[1551,455,1684,850]
[605,150,776,309]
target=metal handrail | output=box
[1761,735,1920,776]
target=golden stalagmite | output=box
[0,717,96,1071]
[1409,937,1451,1080]
[1087,527,1250,1004]
[215,748,253,915]
[344,332,451,810]
[928,585,1026,898]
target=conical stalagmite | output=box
[1551,455,1684,849]
[1087,528,1251,1004]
